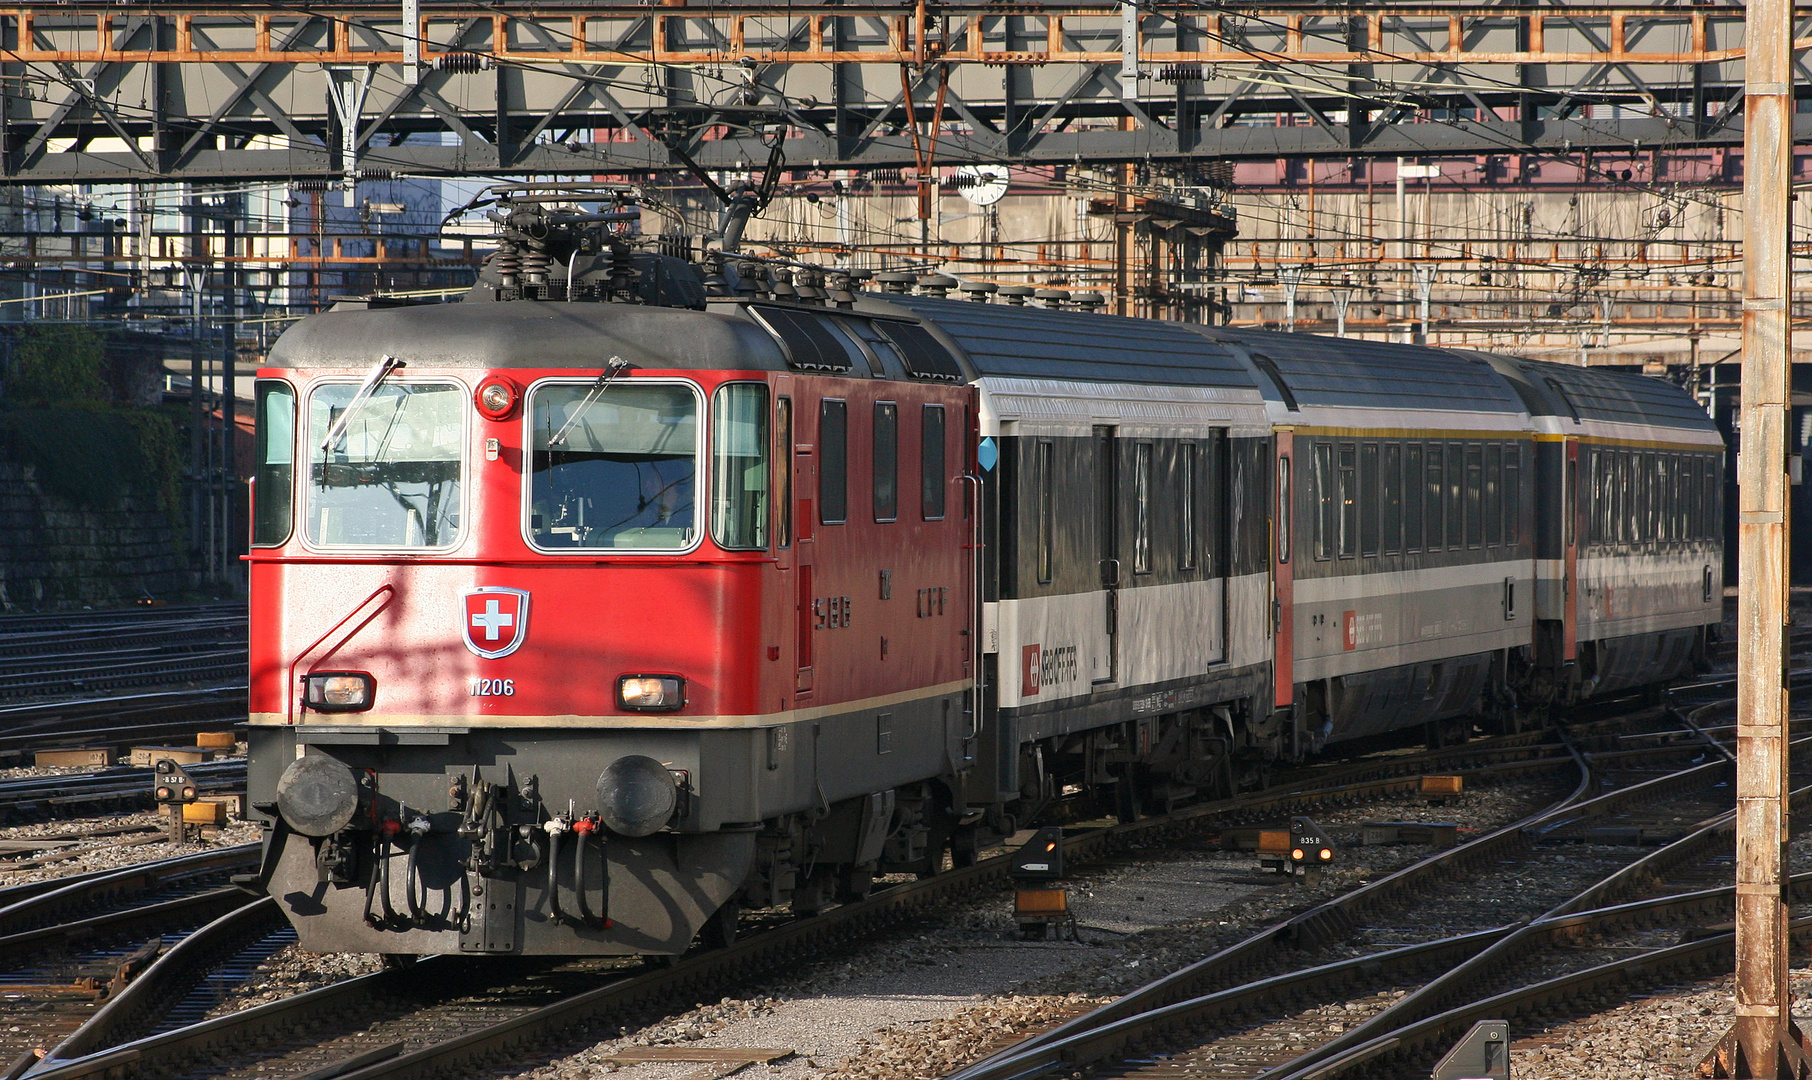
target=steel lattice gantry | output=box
[0,1,1800,185]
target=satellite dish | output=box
[956,165,1011,207]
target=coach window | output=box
[819,399,848,524]
[1405,443,1424,552]
[253,381,296,546]
[308,380,464,549]
[1205,430,1227,575]
[1359,442,1380,556]
[1382,443,1403,555]
[1445,443,1464,550]
[710,383,769,550]
[1313,442,1334,560]
[1504,443,1521,544]
[1037,440,1055,584]
[1134,442,1154,573]
[1424,443,1444,551]
[921,406,947,520]
[1276,453,1292,564]
[1484,443,1502,547]
[873,402,899,522]
[1336,444,1357,558]
[1464,444,1483,549]
[526,381,696,551]
[1179,441,1197,571]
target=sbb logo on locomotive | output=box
[1021,643,1080,696]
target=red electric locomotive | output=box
[248,190,977,954]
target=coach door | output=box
[1272,430,1294,708]
[1089,425,1118,684]
[1563,436,1580,661]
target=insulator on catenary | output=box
[293,178,332,193]
[359,168,395,182]
[435,51,491,73]
[1158,63,1204,83]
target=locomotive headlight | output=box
[618,675,684,712]
[276,754,361,837]
[302,672,375,712]
[596,754,679,837]
[475,378,519,420]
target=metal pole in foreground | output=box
[1717,0,1800,1069]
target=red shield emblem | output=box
[463,588,530,659]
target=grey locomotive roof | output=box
[1484,355,1717,433]
[269,300,788,372]
[879,294,1258,390]
[1190,327,1527,414]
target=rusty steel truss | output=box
[0,1,1794,185]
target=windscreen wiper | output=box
[320,355,407,453]
[549,355,632,447]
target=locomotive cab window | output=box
[922,405,946,520]
[306,379,464,549]
[819,399,848,524]
[526,380,699,551]
[710,383,769,550]
[253,381,296,547]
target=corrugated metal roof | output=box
[883,295,1257,389]
[1192,328,1527,413]
[1507,357,1718,432]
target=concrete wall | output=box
[0,460,184,609]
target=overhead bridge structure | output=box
[0,1,1793,185]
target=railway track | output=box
[0,845,261,1075]
[0,761,246,825]
[939,693,1794,1080]
[13,734,1597,1080]
[0,687,249,767]
[0,604,246,703]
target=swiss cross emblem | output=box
[462,587,530,659]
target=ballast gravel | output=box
[0,809,259,886]
[490,776,1565,1080]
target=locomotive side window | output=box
[819,399,848,524]
[922,406,946,520]
[710,383,769,550]
[873,402,899,522]
[775,397,793,548]
[526,381,698,551]
[253,381,296,547]
[306,380,464,549]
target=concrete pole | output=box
[1731,0,1795,1065]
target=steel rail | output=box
[0,845,258,937]
[949,746,1748,1080]
[0,886,249,967]
[16,749,1575,1080]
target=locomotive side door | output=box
[793,387,817,697]
[1563,436,1580,661]
[1272,430,1295,708]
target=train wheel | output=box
[700,900,740,950]
[950,826,979,869]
